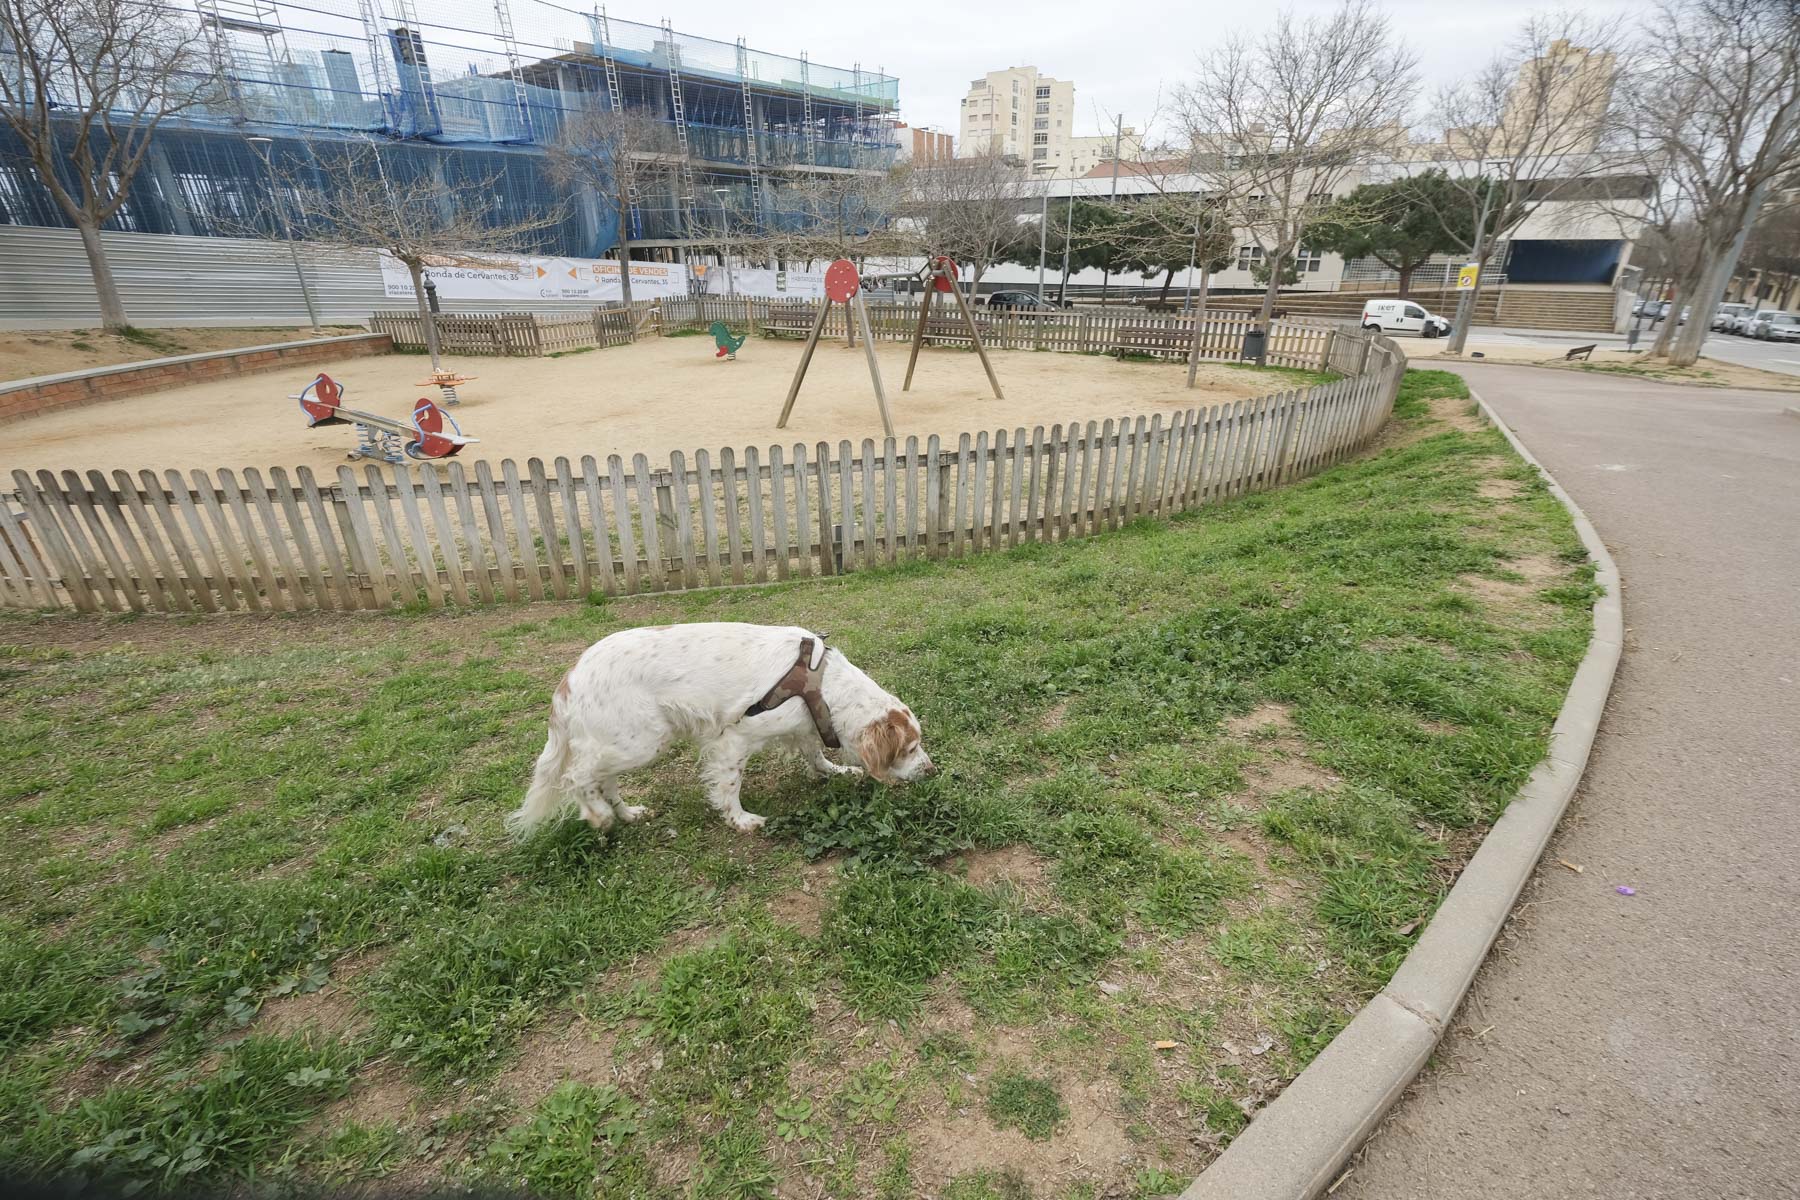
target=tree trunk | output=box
[406,259,443,370]
[75,218,129,333]
[1256,259,1282,328]
[1396,263,1413,299]
[1158,268,1175,304]
[617,237,635,308]
[1184,264,1213,389]
[1648,282,1681,359]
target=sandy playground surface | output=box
[2,335,1285,476]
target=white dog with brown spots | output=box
[506,623,934,838]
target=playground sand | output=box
[0,335,1283,476]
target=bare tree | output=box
[900,150,1032,288]
[1738,203,1800,309]
[541,105,683,309]
[1618,0,1800,367]
[263,140,563,369]
[1179,0,1418,328]
[0,0,219,330]
[746,163,912,268]
[1427,13,1627,354]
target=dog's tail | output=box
[506,704,572,841]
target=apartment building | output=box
[957,67,1075,174]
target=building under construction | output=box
[0,0,901,257]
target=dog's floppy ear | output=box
[856,709,912,781]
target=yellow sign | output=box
[1457,263,1480,290]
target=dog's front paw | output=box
[836,764,864,778]
[729,811,766,833]
[617,804,650,824]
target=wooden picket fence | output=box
[369,298,1337,370]
[0,333,1405,614]
[662,297,1333,370]
[370,304,651,356]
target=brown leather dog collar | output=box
[744,635,840,748]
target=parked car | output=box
[1360,298,1453,338]
[985,290,1066,310]
[1734,308,1784,335]
[1634,300,1670,323]
[1752,312,1800,342]
[1712,302,1754,331]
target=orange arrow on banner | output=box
[569,267,579,279]
[535,266,547,278]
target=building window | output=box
[1034,118,1048,130]
[1237,245,1265,270]
[1011,113,1017,124]
[1306,191,1333,207]
[1035,101,1049,114]
[1033,133,1048,145]
[1033,148,1048,159]
[1036,85,1050,98]
[1296,246,1323,272]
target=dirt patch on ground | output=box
[1038,699,1072,731]
[257,983,371,1041]
[908,1073,1143,1197]
[325,1059,441,1131]
[1225,702,1294,738]
[1479,477,1524,500]
[1457,552,1567,614]
[950,844,1052,893]
[1,326,368,382]
[494,1014,618,1105]
[766,885,828,938]
[0,336,1281,477]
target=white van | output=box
[1361,298,1453,338]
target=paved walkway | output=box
[1341,365,1800,1199]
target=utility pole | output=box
[1098,114,1122,305]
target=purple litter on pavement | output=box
[1615,885,1636,896]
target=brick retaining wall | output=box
[0,333,393,425]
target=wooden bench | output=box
[1113,326,1191,360]
[1565,343,1598,361]
[763,305,818,339]
[922,317,980,346]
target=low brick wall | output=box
[0,333,393,425]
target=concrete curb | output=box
[1179,384,1624,1200]
[0,332,383,393]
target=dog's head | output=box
[855,707,935,783]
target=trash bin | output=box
[1241,327,1267,365]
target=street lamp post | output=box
[712,188,735,299]
[245,136,321,335]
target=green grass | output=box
[0,368,1592,1197]
[984,1070,1067,1140]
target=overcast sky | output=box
[648,0,1636,144]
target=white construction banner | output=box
[378,252,687,303]
[693,267,827,300]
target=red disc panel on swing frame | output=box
[824,259,861,303]
[931,257,957,292]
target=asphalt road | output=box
[1340,365,1800,1199]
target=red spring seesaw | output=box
[293,373,478,463]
